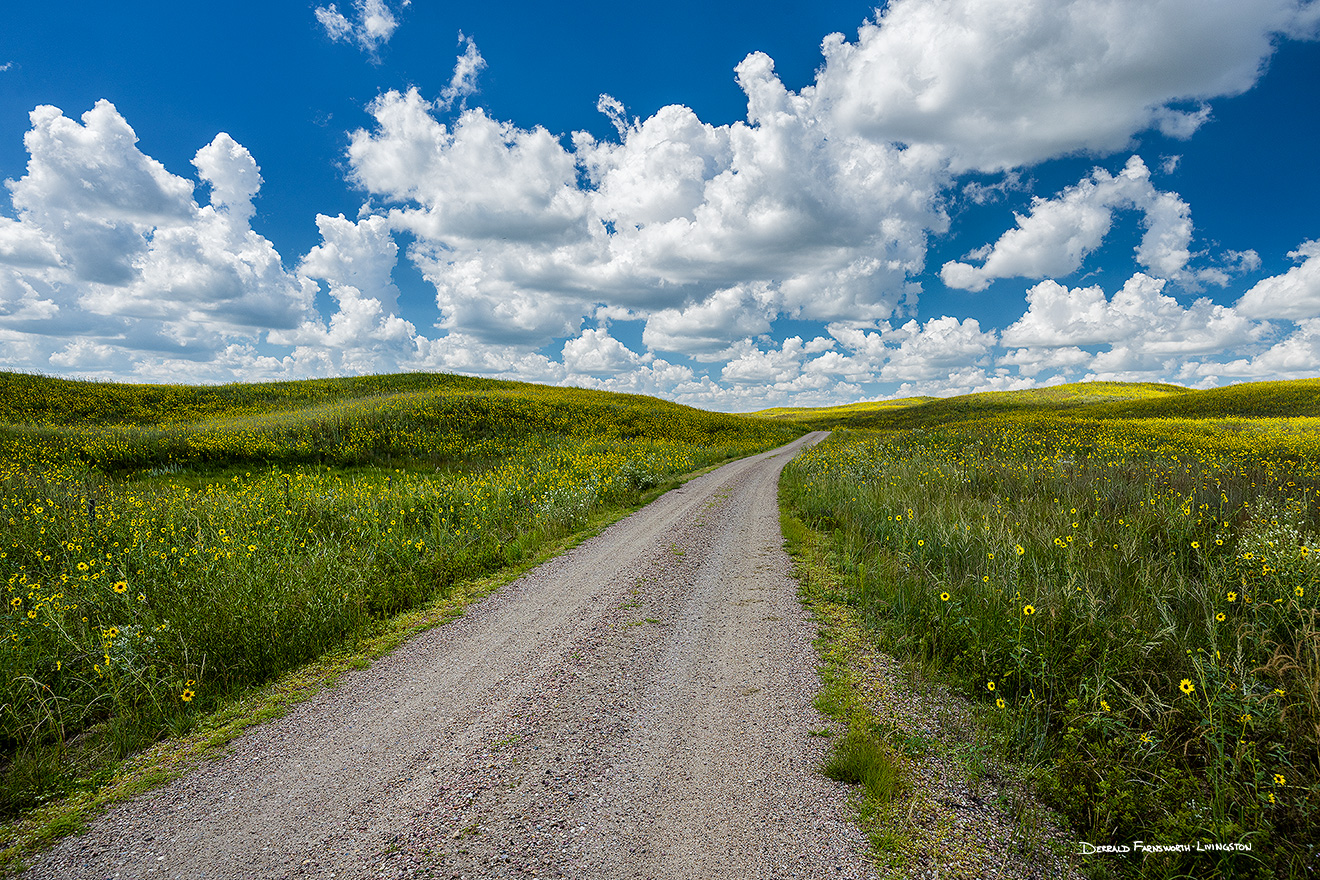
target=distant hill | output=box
[0,371,803,474]
[0,371,518,426]
[751,378,1320,429]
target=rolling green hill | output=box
[0,371,802,474]
[754,378,1320,429]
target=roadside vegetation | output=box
[776,379,1320,879]
[0,371,801,824]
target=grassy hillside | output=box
[0,371,796,475]
[753,396,935,421]
[0,371,802,823]
[757,379,1320,429]
[0,371,507,426]
[780,377,1320,878]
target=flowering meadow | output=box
[780,380,1320,878]
[0,371,799,818]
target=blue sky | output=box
[1,1,1318,410]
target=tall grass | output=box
[0,371,801,818]
[782,414,1320,878]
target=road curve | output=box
[26,431,876,880]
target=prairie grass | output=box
[824,728,903,803]
[759,378,1320,430]
[0,371,800,819]
[781,394,1320,879]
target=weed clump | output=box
[825,728,903,804]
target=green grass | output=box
[781,505,909,867]
[751,396,935,421]
[824,728,903,802]
[0,370,802,827]
[780,377,1320,879]
[755,378,1320,431]
[0,492,655,875]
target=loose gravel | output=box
[24,432,877,880]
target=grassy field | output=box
[778,379,1320,878]
[0,371,802,820]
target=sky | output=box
[1,0,1319,411]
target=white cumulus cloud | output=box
[1000,273,1269,382]
[348,52,946,352]
[561,327,649,376]
[941,156,1200,291]
[0,101,315,369]
[1201,319,1320,380]
[1235,240,1320,320]
[812,0,1313,172]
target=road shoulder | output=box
[781,505,1084,880]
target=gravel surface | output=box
[25,431,877,880]
[846,642,1084,880]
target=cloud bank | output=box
[1,0,1318,405]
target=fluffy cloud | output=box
[263,213,419,376]
[878,316,997,382]
[0,268,58,321]
[1234,240,1320,320]
[4,2,1317,404]
[11,102,194,286]
[561,327,648,376]
[1201,319,1320,380]
[315,0,407,54]
[812,0,1315,172]
[1003,273,1260,349]
[1000,273,1270,382]
[439,34,486,110]
[0,216,60,269]
[642,285,777,358]
[351,92,588,245]
[193,133,262,224]
[942,156,1200,291]
[300,213,400,309]
[720,337,821,385]
[348,50,945,353]
[0,101,315,366]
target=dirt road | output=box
[26,431,876,879]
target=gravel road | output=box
[26,431,877,880]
